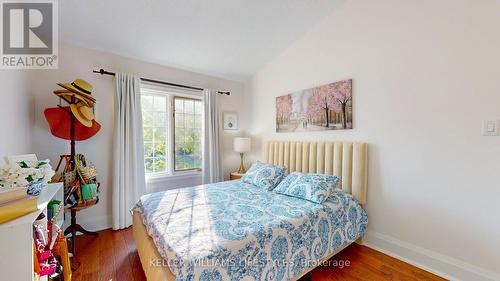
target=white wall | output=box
[0,71,34,165]
[31,43,246,230]
[245,0,500,280]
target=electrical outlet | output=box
[483,120,499,136]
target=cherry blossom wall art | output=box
[276,79,352,132]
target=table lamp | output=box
[233,137,251,173]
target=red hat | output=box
[44,107,101,141]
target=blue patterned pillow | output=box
[241,161,287,190]
[273,172,340,204]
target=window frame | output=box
[172,96,203,173]
[140,83,203,179]
[141,89,170,176]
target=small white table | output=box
[0,183,64,281]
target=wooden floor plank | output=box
[123,226,147,281]
[73,228,447,281]
[352,244,446,281]
[98,229,117,281]
[71,232,99,281]
[112,229,135,281]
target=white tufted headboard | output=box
[262,141,368,205]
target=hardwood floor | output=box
[71,228,446,281]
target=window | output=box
[174,97,203,170]
[142,94,168,174]
[141,86,203,177]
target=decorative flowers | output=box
[0,160,55,188]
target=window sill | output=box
[146,170,202,184]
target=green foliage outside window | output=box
[141,93,202,175]
[174,97,202,171]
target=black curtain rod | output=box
[92,68,230,95]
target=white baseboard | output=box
[364,231,500,281]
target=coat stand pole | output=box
[63,96,98,257]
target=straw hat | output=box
[53,90,95,107]
[44,107,101,141]
[55,79,96,107]
[70,104,94,127]
[57,79,94,98]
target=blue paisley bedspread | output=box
[133,180,368,281]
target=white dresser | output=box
[0,183,64,281]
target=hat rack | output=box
[57,95,99,256]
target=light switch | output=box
[483,120,499,136]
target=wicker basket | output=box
[53,154,100,210]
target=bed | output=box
[133,141,368,281]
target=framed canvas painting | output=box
[223,112,238,130]
[276,79,353,132]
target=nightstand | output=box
[230,172,245,180]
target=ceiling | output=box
[59,0,342,81]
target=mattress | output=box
[133,180,367,281]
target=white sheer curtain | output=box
[112,73,146,230]
[203,89,223,183]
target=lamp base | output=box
[237,153,246,174]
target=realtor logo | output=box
[1,1,58,69]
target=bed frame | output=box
[132,140,368,281]
[263,141,368,280]
[263,141,367,205]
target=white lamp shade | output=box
[234,137,251,153]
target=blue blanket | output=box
[134,180,367,281]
